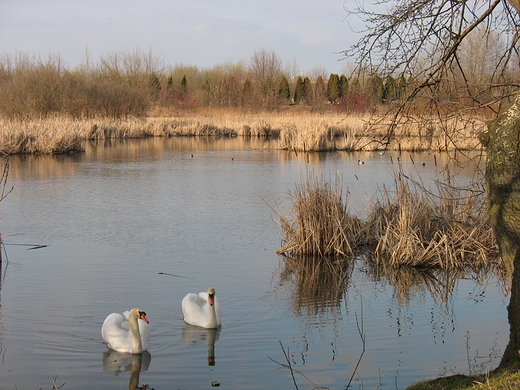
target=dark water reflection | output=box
[0,137,508,390]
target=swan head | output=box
[130,308,149,324]
[207,288,216,306]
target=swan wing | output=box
[182,292,221,328]
[102,312,133,353]
[182,292,206,327]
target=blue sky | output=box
[0,0,364,74]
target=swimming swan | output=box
[182,288,221,328]
[102,308,150,354]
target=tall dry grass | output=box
[276,175,364,257]
[369,173,498,269]
[0,110,486,155]
[276,172,500,270]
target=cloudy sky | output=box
[0,0,365,74]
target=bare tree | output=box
[249,48,283,108]
[343,0,520,143]
[343,0,520,369]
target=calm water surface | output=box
[0,137,508,390]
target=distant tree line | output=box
[0,46,516,120]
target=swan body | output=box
[182,288,221,328]
[102,308,150,354]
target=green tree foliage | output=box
[294,76,305,104]
[339,75,348,97]
[327,73,341,103]
[180,75,188,97]
[366,74,384,104]
[314,76,327,103]
[278,75,291,103]
[383,75,397,103]
[303,77,312,103]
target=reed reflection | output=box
[182,324,220,366]
[277,254,354,316]
[102,350,151,390]
[365,257,509,306]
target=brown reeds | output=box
[277,254,354,315]
[0,110,487,155]
[277,175,363,257]
[277,172,501,271]
[370,173,499,269]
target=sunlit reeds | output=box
[276,175,363,257]
[370,173,499,269]
[277,172,501,271]
[0,110,486,155]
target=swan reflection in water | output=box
[102,350,152,390]
[182,324,220,366]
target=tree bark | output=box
[480,93,520,368]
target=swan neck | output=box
[207,302,218,328]
[129,316,143,354]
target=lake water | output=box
[0,137,509,390]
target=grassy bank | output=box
[407,367,520,389]
[0,109,486,155]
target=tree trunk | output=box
[500,249,520,367]
[479,93,520,368]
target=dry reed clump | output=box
[0,118,83,154]
[277,176,364,257]
[367,174,500,269]
[277,172,500,271]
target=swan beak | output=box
[139,312,150,324]
[208,294,215,306]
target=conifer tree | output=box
[302,77,312,102]
[314,76,327,104]
[180,75,188,97]
[327,73,341,103]
[339,75,348,97]
[294,76,304,104]
[278,75,291,102]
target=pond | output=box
[0,137,509,390]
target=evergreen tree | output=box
[242,78,253,105]
[327,73,340,103]
[180,75,188,97]
[339,75,348,97]
[302,77,312,102]
[349,77,360,94]
[396,74,408,100]
[383,75,397,103]
[294,76,304,104]
[367,74,384,103]
[278,75,291,102]
[314,76,326,103]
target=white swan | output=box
[102,308,151,354]
[182,288,221,328]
